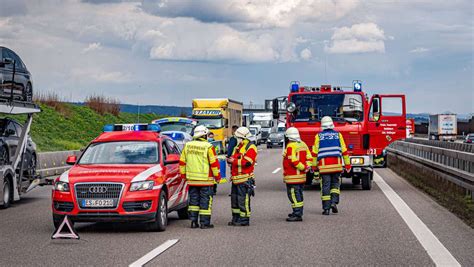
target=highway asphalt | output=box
[0,147,473,266]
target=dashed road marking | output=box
[129,239,179,267]
[272,168,281,174]
[374,172,460,267]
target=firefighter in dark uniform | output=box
[227,127,257,226]
[312,116,351,215]
[282,127,313,221]
[179,125,221,229]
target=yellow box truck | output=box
[192,98,243,152]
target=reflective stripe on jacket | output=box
[230,139,257,184]
[283,141,313,184]
[312,130,350,174]
[179,138,221,186]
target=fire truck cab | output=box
[277,81,406,190]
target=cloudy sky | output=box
[0,0,472,113]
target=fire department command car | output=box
[52,124,189,231]
[274,81,407,190]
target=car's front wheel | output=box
[148,190,168,232]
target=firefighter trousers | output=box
[286,183,304,217]
[321,173,341,210]
[230,180,253,224]
[188,186,213,226]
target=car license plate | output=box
[353,167,362,173]
[82,199,114,208]
[273,142,280,145]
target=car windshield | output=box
[253,120,271,128]
[277,126,286,132]
[79,141,159,164]
[159,122,194,135]
[290,93,364,122]
[196,118,223,129]
[249,128,257,135]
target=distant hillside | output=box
[71,102,192,117]
[119,104,192,117]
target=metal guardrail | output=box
[37,150,80,178]
[404,138,474,153]
[387,141,474,194]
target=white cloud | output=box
[300,48,312,60]
[325,23,387,54]
[141,0,360,29]
[82,42,102,53]
[71,68,131,83]
[410,47,429,53]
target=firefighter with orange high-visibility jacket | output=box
[312,116,351,215]
[179,125,221,229]
[227,127,257,226]
[282,127,313,222]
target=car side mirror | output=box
[66,155,77,165]
[164,154,180,165]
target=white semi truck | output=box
[251,112,274,142]
[429,114,457,141]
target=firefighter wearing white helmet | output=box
[180,125,221,229]
[227,127,258,226]
[312,116,351,215]
[282,127,313,221]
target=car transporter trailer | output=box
[0,99,42,208]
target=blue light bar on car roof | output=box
[103,124,161,132]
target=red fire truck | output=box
[274,81,406,190]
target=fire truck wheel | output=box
[177,206,189,219]
[1,178,12,209]
[352,176,361,185]
[361,172,372,190]
[148,190,168,232]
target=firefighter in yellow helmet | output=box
[227,127,258,226]
[312,116,351,215]
[282,127,313,222]
[179,125,221,229]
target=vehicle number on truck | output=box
[82,199,114,208]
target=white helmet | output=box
[285,127,301,142]
[193,125,209,139]
[321,116,334,130]
[235,127,252,140]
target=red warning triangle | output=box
[51,216,80,240]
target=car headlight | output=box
[130,181,154,192]
[267,139,271,142]
[350,157,364,165]
[54,181,70,192]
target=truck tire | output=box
[361,172,372,190]
[177,206,189,219]
[1,178,12,209]
[148,190,168,232]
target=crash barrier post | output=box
[37,150,81,178]
[51,216,79,240]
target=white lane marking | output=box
[374,172,460,267]
[129,239,179,267]
[272,167,281,174]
